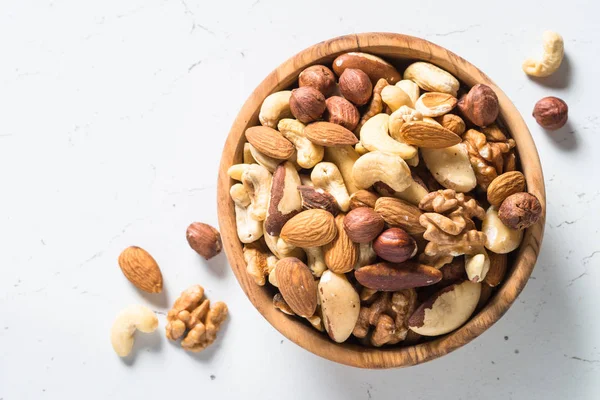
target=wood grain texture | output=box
[217,33,546,369]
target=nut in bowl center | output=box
[217,33,545,369]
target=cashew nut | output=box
[355,142,369,155]
[324,146,360,194]
[241,164,272,221]
[259,90,293,128]
[389,106,423,140]
[359,113,417,160]
[395,79,420,105]
[352,151,412,192]
[393,180,429,205]
[263,224,305,260]
[406,153,419,167]
[299,174,313,187]
[311,162,351,212]
[403,62,459,97]
[304,246,327,277]
[247,143,281,173]
[277,118,324,169]
[227,164,249,181]
[482,206,523,254]
[522,31,564,77]
[381,85,413,112]
[243,143,256,164]
[465,250,490,283]
[230,183,263,243]
[110,305,158,357]
[354,242,377,269]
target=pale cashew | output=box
[110,305,158,357]
[259,90,293,128]
[324,146,360,194]
[522,31,564,77]
[406,153,419,167]
[465,250,490,283]
[395,180,429,205]
[403,62,459,97]
[381,85,413,112]
[227,164,249,181]
[263,223,305,260]
[230,184,263,243]
[389,106,423,140]
[243,143,256,164]
[247,143,281,173]
[277,118,324,169]
[304,246,327,277]
[353,242,377,269]
[311,162,351,212]
[423,117,442,125]
[299,174,313,187]
[352,151,412,192]
[359,113,417,160]
[355,142,369,155]
[395,79,420,105]
[241,164,272,221]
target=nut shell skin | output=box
[372,228,417,263]
[498,192,542,230]
[343,207,385,243]
[290,87,326,124]
[457,84,499,127]
[338,68,373,106]
[298,65,336,96]
[186,222,222,260]
[355,261,442,291]
[532,96,568,130]
[324,96,360,131]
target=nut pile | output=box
[229,52,542,346]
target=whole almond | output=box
[280,209,337,247]
[275,257,317,317]
[325,96,360,131]
[355,261,442,291]
[484,252,507,287]
[323,214,358,273]
[372,228,417,263]
[245,126,295,160]
[487,171,526,207]
[338,68,373,106]
[437,114,466,136]
[290,87,326,124]
[349,190,379,210]
[118,246,163,293]
[415,92,458,117]
[186,222,222,260]
[304,121,359,147]
[343,207,384,243]
[398,121,461,148]
[374,197,425,235]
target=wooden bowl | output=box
[217,33,546,369]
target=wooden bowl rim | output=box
[217,32,546,369]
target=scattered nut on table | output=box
[522,31,564,78]
[186,222,222,260]
[532,96,568,130]
[228,52,541,347]
[110,305,158,357]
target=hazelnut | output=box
[372,228,417,263]
[457,84,499,127]
[343,207,384,244]
[324,96,360,131]
[186,222,222,260]
[289,87,326,124]
[338,68,373,106]
[298,65,336,96]
[532,96,568,130]
[497,192,542,230]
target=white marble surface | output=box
[1,0,599,398]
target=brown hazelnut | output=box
[338,68,373,106]
[343,207,384,243]
[289,87,326,124]
[186,222,222,260]
[497,192,542,230]
[532,96,568,130]
[298,65,336,96]
[324,96,360,131]
[372,228,417,263]
[457,84,499,127]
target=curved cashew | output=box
[389,106,423,140]
[110,305,158,357]
[395,80,420,105]
[263,224,305,260]
[381,85,413,112]
[241,164,272,221]
[324,146,360,194]
[522,31,564,77]
[243,143,256,164]
[247,143,281,173]
[230,183,263,243]
[406,153,419,167]
[465,250,490,283]
[259,90,293,128]
[227,163,249,181]
[360,113,417,160]
[311,162,351,212]
[304,246,327,277]
[375,179,428,206]
[352,151,412,192]
[355,142,369,155]
[277,118,324,169]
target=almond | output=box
[323,214,358,273]
[280,209,337,247]
[118,246,163,293]
[275,257,317,317]
[343,207,384,243]
[304,121,359,147]
[374,197,425,235]
[355,261,442,291]
[484,252,507,287]
[415,92,458,117]
[487,171,526,207]
[437,114,466,136]
[349,190,379,210]
[398,121,461,148]
[245,126,295,160]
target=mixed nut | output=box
[228,51,543,346]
